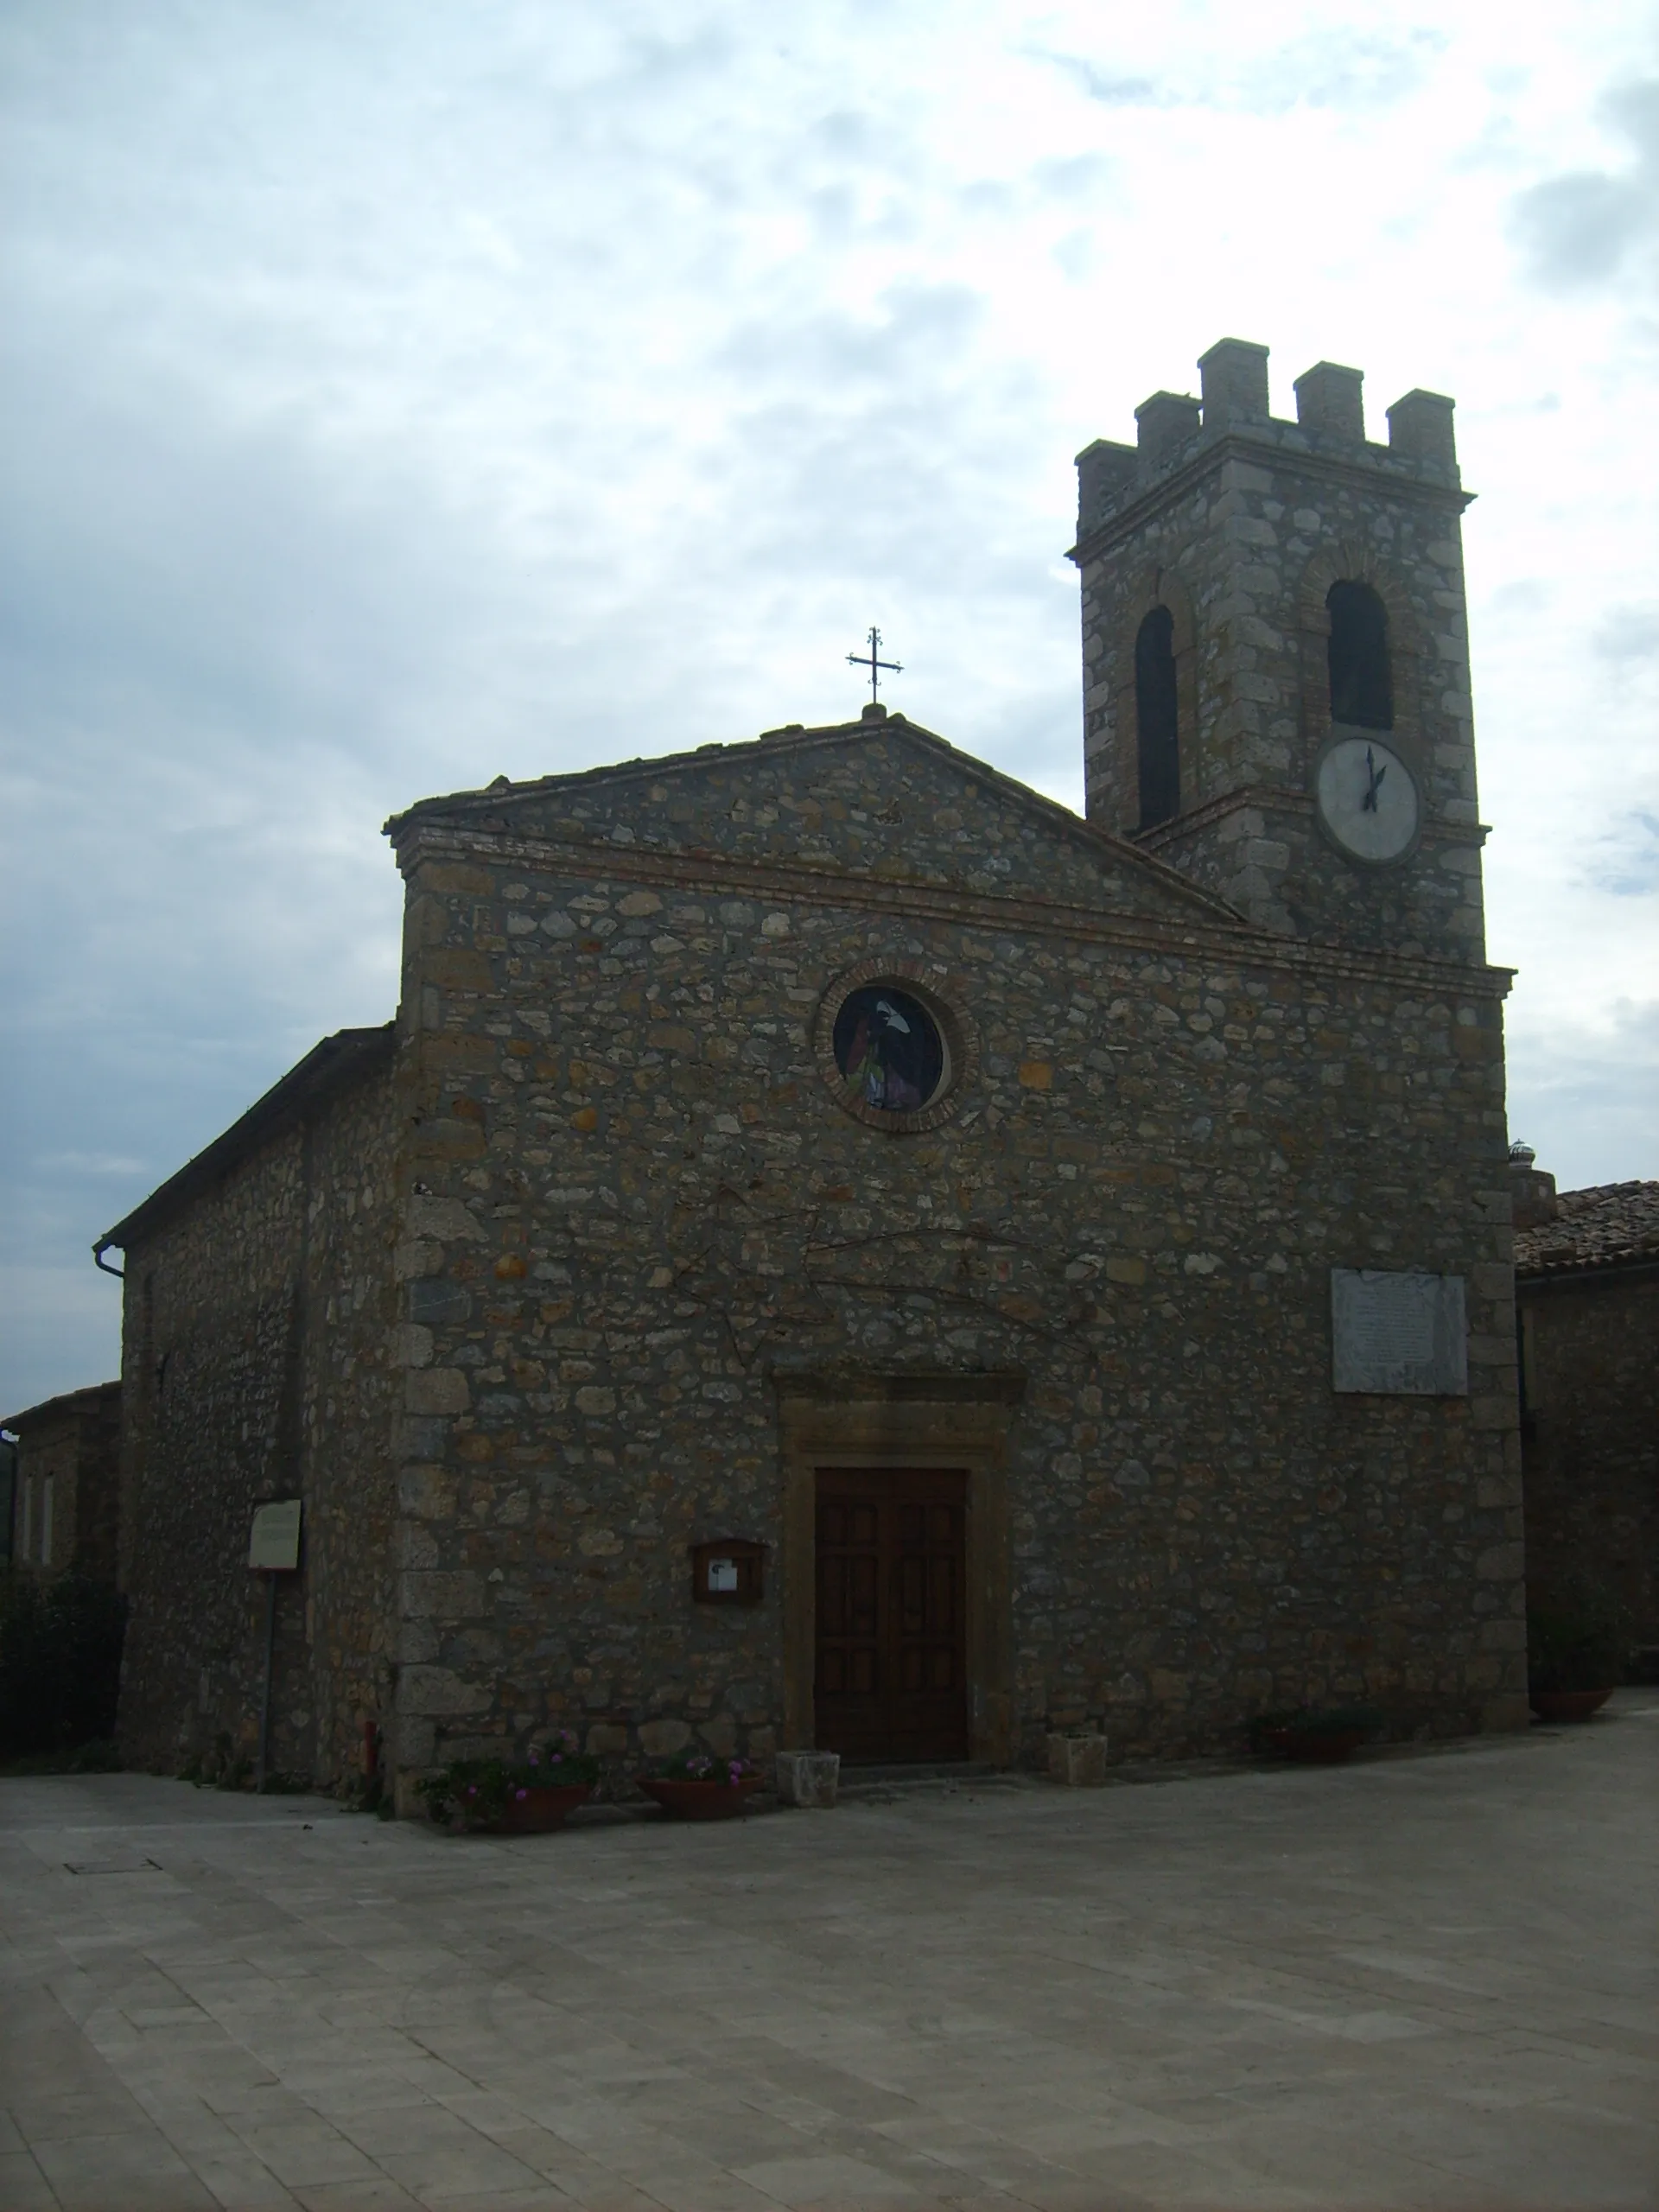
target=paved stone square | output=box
[3,1699,1656,2212]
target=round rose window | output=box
[831,985,946,1114]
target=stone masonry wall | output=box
[118,1053,398,1783]
[10,1418,73,1575]
[385,724,1525,1795]
[1520,1273,1659,1644]
[9,1385,121,1582]
[118,1135,303,1772]
[297,1060,404,1785]
[73,1384,124,1583]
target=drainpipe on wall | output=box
[0,1431,16,1566]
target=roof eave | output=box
[1,1379,121,1434]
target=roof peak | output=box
[385,709,932,831]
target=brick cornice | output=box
[771,1367,1027,1407]
[1130,785,1492,853]
[395,820,1514,1002]
[1516,1257,1659,1294]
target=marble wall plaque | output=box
[1331,1269,1467,1395]
[248,1497,302,1571]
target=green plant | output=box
[69,1738,121,1772]
[419,1731,601,1828]
[1248,1704,1383,1751]
[647,1751,759,1785]
[1529,1586,1631,1693]
[0,1738,121,1777]
[181,1733,231,1786]
[0,1569,127,1757]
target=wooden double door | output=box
[814,1467,969,1764]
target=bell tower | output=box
[1070,338,1486,962]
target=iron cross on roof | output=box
[847,626,902,703]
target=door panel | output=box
[815,1468,968,1764]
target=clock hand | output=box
[1362,744,1379,812]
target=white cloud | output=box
[34,1155,148,1179]
[1593,603,1659,663]
[1504,997,1659,1188]
[1510,79,1659,293]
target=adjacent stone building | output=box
[2,1382,122,1583]
[99,1030,398,1788]
[1511,1150,1659,1661]
[100,339,1529,1803]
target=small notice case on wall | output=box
[690,1539,765,1606]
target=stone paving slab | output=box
[3,1699,1656,2211]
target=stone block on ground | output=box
[1047,1731,1108,1786]
[775,1749,840,1807]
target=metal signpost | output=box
[248,1498,302,1790]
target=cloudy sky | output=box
[3,0,1656,1414]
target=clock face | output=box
[1315,736,1420,862]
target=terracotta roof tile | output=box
[1515,1179,1659,1279]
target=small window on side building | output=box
[1135,605,1180,829]
[1326,580,1393,729]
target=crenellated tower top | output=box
[1074,338,1461,556]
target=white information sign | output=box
[707,1558,740,1593]
[249,1498,302,1571]
[1331,1269,1468,1396]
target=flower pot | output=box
[1529,1687,1614,1723]
[1255,1727,1370,1765]
[495,1782,595,1834]
[639,1776,762,1821]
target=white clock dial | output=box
[1316,736,1419,862]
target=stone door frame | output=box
[773,1370,1025,1765]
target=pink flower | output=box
[516,1788,528,1801]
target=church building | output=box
[101,339,1528,1804]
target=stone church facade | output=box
[103,339,1527,1802]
